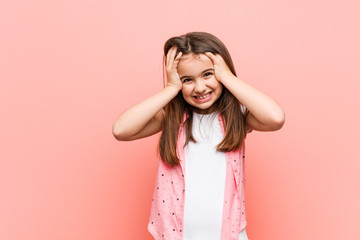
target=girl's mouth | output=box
[193,92,212,102]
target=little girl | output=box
[113,32,285,240]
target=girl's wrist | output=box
[165,84,182,93]
[220,74,239,85]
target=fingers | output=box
[167,46,177,64]
[205,52,228,68]
[204,52,216,63]
[166,46,176,68]
[173,51,183,66]
[204,51,215,59]
[165,46,183,90]
[166,46,182,70]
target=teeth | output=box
[197,93,210,99]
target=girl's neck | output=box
[190,105,219,115]
[193,110,218,115]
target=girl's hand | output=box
[165,46,183,91]
[204,52,235,83]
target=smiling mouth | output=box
[194,92,212,99]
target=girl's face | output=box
[177,53,223,114]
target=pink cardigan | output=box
[148,113,247,240]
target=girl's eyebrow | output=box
[180,68,214,81]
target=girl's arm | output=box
[205,52,285,132]
[112,86,180,141]
[223,77,285,131]
[112,46,183,141]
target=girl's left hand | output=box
[204,52,235,83]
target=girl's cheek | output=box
[182,84,192,91]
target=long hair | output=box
[159,32,250,166]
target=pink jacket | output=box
[148,113,247,240]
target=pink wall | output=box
[1,0,359,239]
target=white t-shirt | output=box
[183,112,227,240]
[182,108,249,240]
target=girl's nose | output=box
[194,80,206,93]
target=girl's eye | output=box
[183,78,192,83]
[204,72,213,77]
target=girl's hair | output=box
[159,31,250,166]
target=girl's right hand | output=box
[165,46,183,91]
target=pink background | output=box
[1,0,359,239]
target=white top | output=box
[183,112,227,240]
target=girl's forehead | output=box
[180,52,207,61]
[178,53,213,72]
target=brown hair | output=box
[159,32,249,166]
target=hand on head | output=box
[165,46,183,91]
[204,52,234,83]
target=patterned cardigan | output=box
[148,113,248,240]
